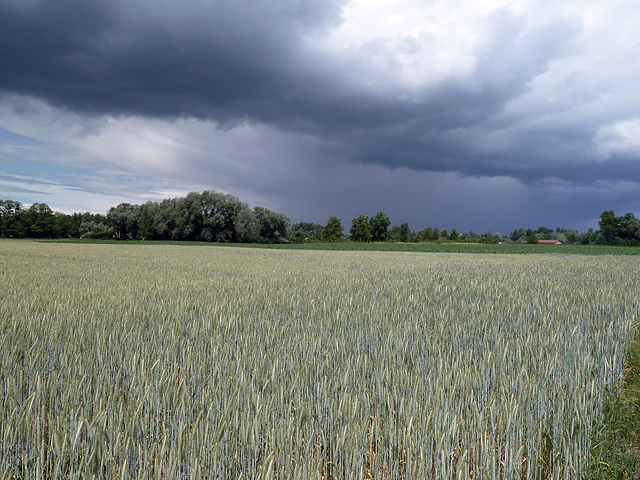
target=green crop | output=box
[1,241,638,479]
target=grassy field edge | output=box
[30,238,640,255]
[587,321,640,479]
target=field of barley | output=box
[1,240,639,479]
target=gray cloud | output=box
[0,0,345,121]
[2,0,640,231]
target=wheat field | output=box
[1,241,638,479]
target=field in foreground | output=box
[1,241,639,479]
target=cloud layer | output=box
[1,0,640,232]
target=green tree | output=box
[138,201,158,239]
[54,212,72,238]
[408,229,421,242]
[108,203,140,239]
[399,222,410,242]
[350,214,373,242]
[510,228,526,242]
[291,222,324,242]
[322,216,344,242]
[582,228,597,244]
[448,228,459,241]
[420,227,433,242]
[556,227,581,244]
[80,220,110,239]
[387,225,401,242]
[27,203,55,238]
[598,210,620,244]
[236,205,259,242]
[254,206,291,242]
[619,213,640,245]
[1,200,24,238]
[464,230,480,241]
[535,226,554,239]
[180,192,204,241]
[370,211,391,241]
[480,231,502,244]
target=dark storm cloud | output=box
[0,0,345,120]
[1,0,638,189]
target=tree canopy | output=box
[350,214,373,242]
[370,211,391,242]
[322,216,344,242]
[596,210,640,245]
[1,192,290,243]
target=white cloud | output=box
[306,0,486,94]
[596,119,640,158]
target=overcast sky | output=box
[1,0,639,234]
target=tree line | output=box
[292,210,640,245]
[0,191,291,243]
[0,200,109,240]
[1,193,639,246]
[292,216,508,244]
